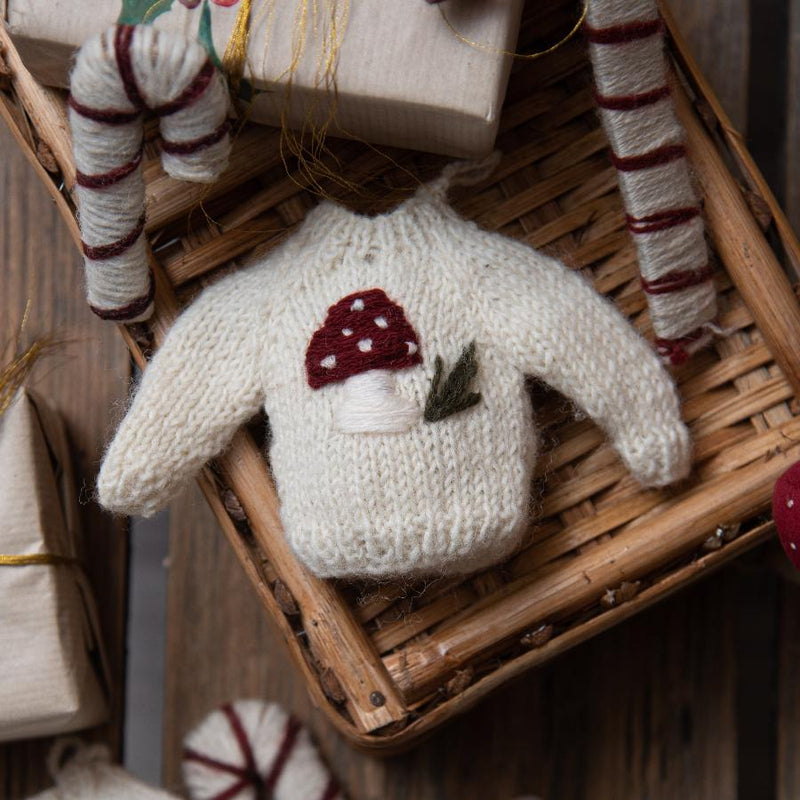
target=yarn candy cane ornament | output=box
[182,700,344,800]
[69,24,232,321]
[585,0,718,364]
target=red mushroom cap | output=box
[306,288,422,389]
[774,459,800,569]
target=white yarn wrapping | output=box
[26,738,178,799]
[69,24,232,320]
[587,0,717,357]
[335,369,421,433]
[182,700,344,800]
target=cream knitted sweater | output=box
[98,187,692,578]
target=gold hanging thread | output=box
[439,1,588,60]
[0,553,79,567]
[1,302,63,419]
[222,0,253,102]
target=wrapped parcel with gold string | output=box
[0,390,109,742]
[4,0,524,157]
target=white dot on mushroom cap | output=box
[320,355,336,369]
[407,342,418,355]
[792,543,798,550]
[789,498,795,509]
[358,339,372,353]
[351,299,365,311]
[342,328,353,336]
[374,316,388,329]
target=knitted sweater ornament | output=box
[98,162,693,579]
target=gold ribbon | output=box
[439,1,588,61]
[0,553,79,567]
[223,0,253,103]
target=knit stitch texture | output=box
[98,184,692,578]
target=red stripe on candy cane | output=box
[610,143,686,172]
[154,59,215,117]
[160,119,231,155]
[584,18,663,45]
[89,271,155,321]
[75,144,143,188]
[595,85,670,111]
[627,206,701,234]
[641,264,714,295]
[114,25,147,110]
[82,213,145,260]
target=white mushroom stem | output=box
[335,369,421,434]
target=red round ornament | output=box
[773,460,800,569]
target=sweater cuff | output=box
[616,422,693,488]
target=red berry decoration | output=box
[773,460,800,569]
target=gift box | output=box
[3,0,524,157]
[0,389,109,742]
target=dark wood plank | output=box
[0,121,130,798]
[787,0,800,237]
[746,0,790,206]
[778,568,800,799]
[667,0,750,132]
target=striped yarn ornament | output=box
[182,701,344,800]
[585,0,718,364]
[69,24,232,322]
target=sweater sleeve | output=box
[478,235,692,487]
[97,269,266,517]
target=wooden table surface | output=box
[2,2,800,798]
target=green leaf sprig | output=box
[424,341,482,423]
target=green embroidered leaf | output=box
[198,0,224,70]
[117,0,174,25]
[424,341,482,423]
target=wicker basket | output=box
[3,0,800,752]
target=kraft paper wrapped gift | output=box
[3,0,524,157]
[0,389,109,743]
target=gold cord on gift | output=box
[277,0,361,198]
[1,303,63,419]
[222,0,252,104]
[438,0,588,60]
[0,553,79,567]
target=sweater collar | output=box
[295,184,463,251]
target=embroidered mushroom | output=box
[306,288,423,433]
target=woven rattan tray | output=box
[3,0,800,752]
